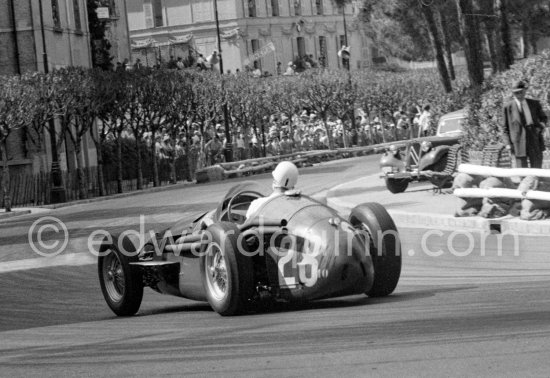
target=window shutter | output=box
[144,2,154,28]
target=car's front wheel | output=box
[349,203,401,297]
[98,235,144,316]
[385,178,409,193]
[200,223,254,316]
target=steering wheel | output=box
[226,190,265,224]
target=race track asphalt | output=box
[1,155,550,377]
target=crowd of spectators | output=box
[146,103,431,181]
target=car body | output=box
[98,182,402,316]
[379,109,465,193]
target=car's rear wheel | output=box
[200,223,254,316]
[98,235,143,316]
[385,178,409,193]
[349,203,401,297]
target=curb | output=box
[326,179,550,236]
[40,181,196,210]
[0,210,31,221]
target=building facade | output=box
[1,0,96,179]
[127,0,371,73]
[93,0,132,65]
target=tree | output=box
[437,1,460,80]
[67,68,104,199]
[295,69,351,149]
[191,71,223,168]
[123,71,148,190]
[164,71,195,183]
[507,0,550,58]
[497,0,514,69]
[477,0,502,74]
[46,68,81,195]
[21,72,56,173]
[456,0,485,86]
[358,0,435,61]
[225,74,271,157]
[0,77,33,211]
[330,71,360,145]
[421,1,453,92]
[140,71,175,186]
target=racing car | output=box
[98,182,402,316]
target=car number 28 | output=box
[278,249,320,288]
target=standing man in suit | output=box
[502,80,548,168]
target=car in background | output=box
[379,109,465,193]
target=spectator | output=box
[283,62,295,76]
[167,56,177,69]
[418,104,431,137]
[176,57,184,70]
[196,54,207,70]
[236,132,246,160]
[503,80,548,168]
[252,63,262,78]
[276,61,282,75]
[205,135,223,165]
[280,134,292,155]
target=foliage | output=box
[358,0,437,61]
[0,76,33,143]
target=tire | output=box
[200,222,254,316]
[98,235,144,316]
[349,203,401,297]
[385,178,409,194]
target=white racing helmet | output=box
[272,161,298,189]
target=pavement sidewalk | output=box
[326,173,550,235]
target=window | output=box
[248,0,256,17]
[271,0,279,16]
[251,39,261,69]
[297,37,306,58]
[294,0,301,16]
[318,36,327,67]
[73,0,82,31]
[52,0,61,29]
[339,34,346,48]
[152,0,163,27]
[315,0,323,15]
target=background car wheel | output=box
[200,223,254,316]
[349,203,401,297]
[385,178,409,193]
[98,235,143,316]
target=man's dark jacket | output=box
[502,97,547,156]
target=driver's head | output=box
[272,161,299,190]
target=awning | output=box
[131,38,156,49]
[168,34,193,45]
[131,34,193,50]
[221,28,240,39]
